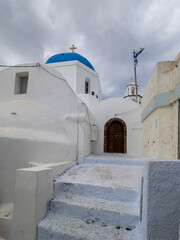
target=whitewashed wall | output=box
[48,61,101,108]
[0,64,92,204]
[91,98,142,156]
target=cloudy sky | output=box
[0,0,180,99]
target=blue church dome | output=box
[46,52,95,71]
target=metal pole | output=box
[133,48,144,103]
[134,67,138,103]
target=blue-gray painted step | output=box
[50,193,139,228]
[37,212,137,240]
[84,154,148,166]
[54,182,138,202]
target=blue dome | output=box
[46,52,95,71]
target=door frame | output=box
[104,118,127,153]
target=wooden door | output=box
[107,120,125,153]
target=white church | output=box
[0,46,180,240]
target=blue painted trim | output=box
[141,91,170,121]
[173,84,180,102]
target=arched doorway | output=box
[104,118,127,153]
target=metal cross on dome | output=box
[70,44,77,53]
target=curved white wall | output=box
[91,98,142,156]
[0,65,92,203]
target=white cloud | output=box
[0,0,180,97]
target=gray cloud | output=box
[0,0,180,99]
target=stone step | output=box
[54,164,142,202]
[37,212,137,240]
[84,154,148,166]
[50,193,139,228]
[55,181,138,202]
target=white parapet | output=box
[28,161,75,178]
[10,166,54,240]
[0,161,75,240]
[142,160,180,240]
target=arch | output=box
[132,87,135,95]
[104,118,127,153]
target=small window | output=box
[85,81,89,94]
[14,72,29,94]
[91,91,95,95]
[96,95,98,99]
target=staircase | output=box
[37,154,145,240]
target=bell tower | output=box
[124,78,142,104]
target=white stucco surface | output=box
[142,160,180,240]
[29,161,75,178]
[47,60,101,108]
[10,166,53,240]
[91,97,142,155]
[0,64,92,204]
